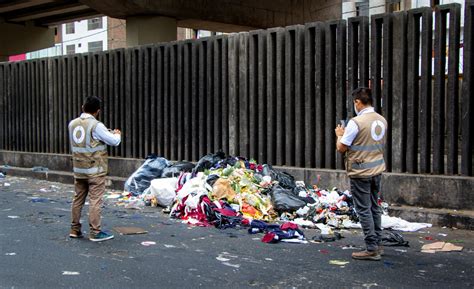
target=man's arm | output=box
[335,125,349,153]
[93,123,121,146]
[335,120,358,153]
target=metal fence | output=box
[0,3,472,176]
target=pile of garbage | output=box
[117,152,431,243]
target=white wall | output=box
[61,17,108,54]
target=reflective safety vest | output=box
[346,112,388,178]
[68,116,108,179]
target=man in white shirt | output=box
[335,87,388,261]
[68,96,121,242]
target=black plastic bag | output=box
[193,151,226,173]
[124,155,170,196]
[270,185,307,213]
[381,231,409,247]
[161,161,195,178]
[261,164,297,190]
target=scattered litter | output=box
[329,260,349,266]
[395,249,407,253]
[140,241,156,246]
[62,271,80,275]
[30,197,49,203]
[425,236,434,241]
[222,262,240,268]
[4,183,10,187]
[0,172,5,179]
[421,242,463,253]
[265,258,273,261]
[113,227,148,235]
[7,216,19,219]
[5,253,16,256]
[116,153,434,247]
[342,245,361,250]
[216,256,230,262]
[383,260,395,268]
[164,244,176,248]
[438,233,448,237]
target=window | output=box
[88,18,103,31]
[65,22,75,34]
[66,45,75,55]
[88,41,103,52]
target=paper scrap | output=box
[7,216,19,219]
[5,253,16,256]
[141,241,156,246]
[329,260,349,266]
[62,271,80,275]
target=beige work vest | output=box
[346,112,387,178]
[68,116,108,179]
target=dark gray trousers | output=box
[350,174,382,252]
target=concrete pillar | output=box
[0,22,54,59]
[126,16,177,47]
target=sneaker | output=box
[352,250,381,261]
[69,229,84,238]
[89,231,114,242]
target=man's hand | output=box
[335,124,345,137]
[113,129,121,135]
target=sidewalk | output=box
[1,176,473,288]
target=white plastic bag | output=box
[150,178,179,207]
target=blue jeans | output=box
[350,175,382,252]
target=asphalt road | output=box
[0,176,473,289]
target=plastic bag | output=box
[270,185,307,213]
[149,178,179,207]
[161,161,195,178]
[124,156,170,196]
[261,164,296,190]
[193,151,226,173]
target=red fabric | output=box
[261,232,276,243]
[280,222,298,231]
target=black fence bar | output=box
[433,6,447,174]
[227,33,239,158]
[419,8,433,174]
[440,4,461,174]
[462,2,474,176]
[0,7,472,177]
[350,16,370,113]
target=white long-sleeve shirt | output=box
[80,113,121,146]
[339,107,375,146]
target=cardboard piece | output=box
[421,242,463,253]
[113,227,148,235]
